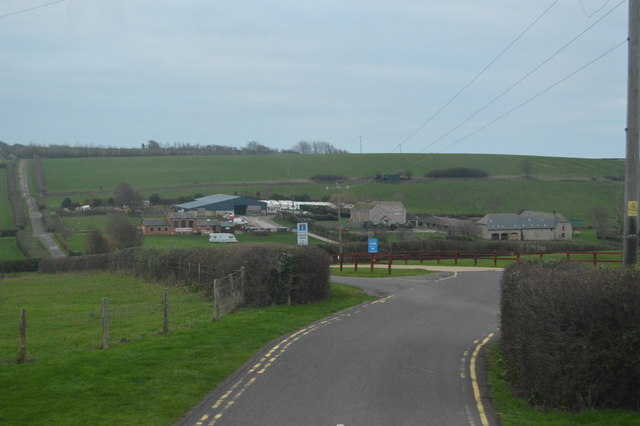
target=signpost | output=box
[368,238,379,253]
[297,223,308,246]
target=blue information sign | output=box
[368,238,379,253]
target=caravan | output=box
[209,233,238,243]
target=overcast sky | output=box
[0,0,630,158]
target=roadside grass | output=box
[0,273,373,425]
[330,267,433,278]
[0,237,23,260]
[487,344,640,425]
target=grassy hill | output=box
[38,153,623,225]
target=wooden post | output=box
[213,278,221,322]
[493,250,498,267]
[593,252,598,267]
[240,266,246,304]
[163,289,169,334]
[454,251,459,266]
[387,252,392,274]
[370,254,375,273]
[101,298,109,349]
[18,308,27,364]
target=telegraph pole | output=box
[328,183,349,256]
[624,0,640,267]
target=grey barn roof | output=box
[477,211,569,231]
[175,194,266,211]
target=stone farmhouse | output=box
[350,201,406,226]
[476,211,572,241]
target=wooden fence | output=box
[331,250,623,273]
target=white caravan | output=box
[209,233,238,243]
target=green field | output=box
[0,272,373,425]
[0,167,13,230]
[0,237,23,260]
[40,153,624,226]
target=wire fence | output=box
[1,263,246,365]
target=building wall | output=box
[370,204,406,225]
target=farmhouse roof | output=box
[142,218,169,226]
[477,211,568,230]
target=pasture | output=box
[39,154,624,225]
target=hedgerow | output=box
[500,260,640,411]
[38,245,331,307]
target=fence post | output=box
[101,298,109,349]
[354,253,359,272]
[436,250,441,265]
[593,252,597,267]
[240,266,246,303]
[454,251,459,266]
[213,278,221,322]
[163,289,169,334]
[474,251,478,266]
[387,252,392,274]
[493,250,498,267]
[339,253,344,271]
[370,253,375,273]
[18,308,27,364]
[198,263,202,282]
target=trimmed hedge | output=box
[0,258,41,273]
[38,245,331,307]
[500,260,640,411]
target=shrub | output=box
[424,167,488,178]
[38,245,331,307]
[0,258,41,273]
[500,261,640,411]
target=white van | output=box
[209,233,238,243]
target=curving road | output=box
[178,270,501,426]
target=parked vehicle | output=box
[209,233,238,243]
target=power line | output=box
[416,0,626,155]
[0,0,66,19]
[436,39,627,153]
[392,0,560,153]
[345,1,561,182]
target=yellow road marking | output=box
[470,333,494,426]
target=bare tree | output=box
[107,216,144,249]
[84,229,112,254]
[592,205,609,239]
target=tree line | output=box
[0,140,348,159]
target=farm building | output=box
[476,211,572,241]
[174,194,267,216]
[424,216,475,236]
[140,212,235,235]
[350,201,406,226]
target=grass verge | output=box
[330,266,433,278]
[0,273,372,425]
[486,344,640,425]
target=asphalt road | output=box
[179,270,501,426]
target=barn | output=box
[174,194,267,216]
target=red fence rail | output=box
[331,250,623,272]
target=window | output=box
[181,220,186,228]
[165,227,168,232]
[188,220,194,228]
[173,220,178,228]
[491,233,499,240]
[149,227,154,232]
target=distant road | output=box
[179,270,501,426]
[18,159,65,258]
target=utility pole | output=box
[327,183,349,256]
[624,0,640,267]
